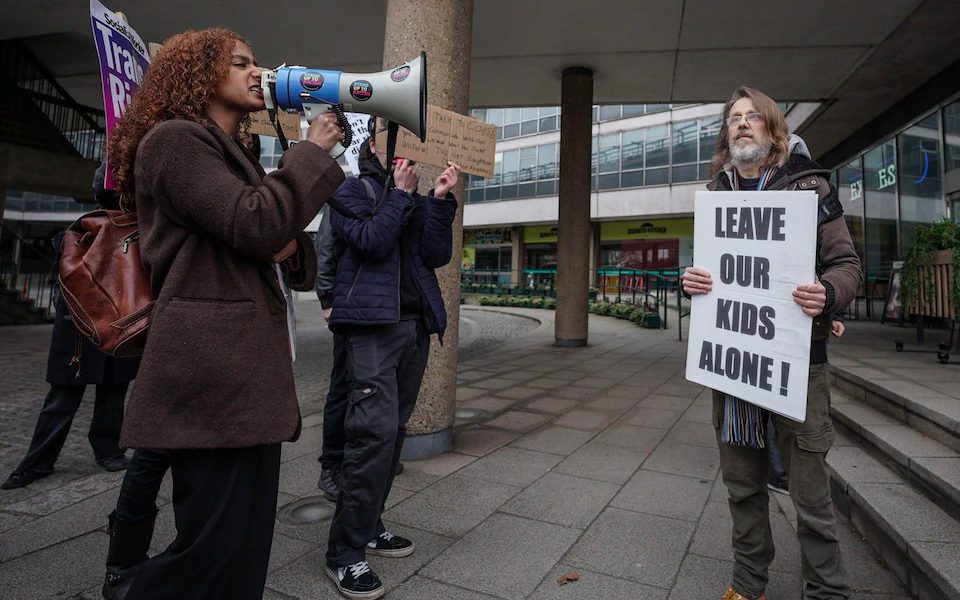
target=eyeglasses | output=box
[726,112,763,127]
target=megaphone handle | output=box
[375,121,401,211]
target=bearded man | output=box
[682,86,862,600]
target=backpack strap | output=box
[325,177,378,221]
[360,178,377,203]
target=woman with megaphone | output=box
[104,28,344,599]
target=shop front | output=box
[461,227,514,287]
[596,218,692,297]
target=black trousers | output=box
[13,381,127,475]
[115,448,172,526]
[326,320,430,567]
[319,331,350,470]
[124,445,281,600]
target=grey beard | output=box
[729,137,772,169]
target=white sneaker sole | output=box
[366,541,416,558]
[325,567,385,600]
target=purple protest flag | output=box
[90,0,150,189]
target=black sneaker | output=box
[1,469,53,490]
[325,560,384,599]
[767,480,789,495]
[395,462,404,475]
[318,466,340,501]
[366,531,415,558]
[97,454,130,472]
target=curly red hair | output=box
[108,28,250,203]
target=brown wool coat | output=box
[120,120,344,449]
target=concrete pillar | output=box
[511,226,522,286]
[555,67,593,346]
[383,0,473,458]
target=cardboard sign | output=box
[342,112,372,174]
[90,0,150,188]
[684,191,818,422]
[248,111,301,141]
[377,105,496,177]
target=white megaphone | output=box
[261,52,427,157]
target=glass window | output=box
[646,104,669,114]
[486,109,503,127]
[505,108,522,124]
[518,182,536,198]
[836,157,866,273]
[621,129,644,171]
[519,147,537,182]
[502,149,519,185]
[537,180,557,196]
[592,106,599,123]
[599,105,621,121]
[621,104,645,118]
[898,118,943,255]
[699,116,722,162]
[540,106,559,116]
[672,119,698,164]
[471,109,486,121]
[944,101,960,203]
[671,164,698,183]
[538,115,558,132]
[646,167,668,186]
[646,125,669,167]
[598,133,620,173]
[699,162,712,181]
[485,186,501,201]
[591,135,599,175]
[521,107,539,121]
[502,184,518,199]
[521,120,538,136]
[599,173,620,190]
[502,123,520,139]
[538,143,557,180]
[621,170,644,188]
[864,140,899,280]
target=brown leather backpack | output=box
[59,209,153,357]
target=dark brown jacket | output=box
[120,120,344,449]
[708,145,862,352]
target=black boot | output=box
[102,510,157,600]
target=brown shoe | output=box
[720,588,766,600]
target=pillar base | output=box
[400,427,453,459]
[555,337,587,347]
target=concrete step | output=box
[831,387,960,521]
[826,430,960,600]
[830,366,960,453]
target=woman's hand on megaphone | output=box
[393,159,419,194]
[305,112,345,152]
[434,162,461,198]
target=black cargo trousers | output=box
[326,319,430,567]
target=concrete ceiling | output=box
[5,0,960,164]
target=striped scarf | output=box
[720,168,773,448]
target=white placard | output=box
[343,112,372,175]
[684,191,818,422]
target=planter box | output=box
[641,313,661,328]
[910,248,956,319]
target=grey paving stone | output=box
[610,469,712,522]
[911,456,960,506]
[404,451,477,477]
[0,487,116,562]
[643,441,720,480]
[850,482,960,545]
[388,575,501,600]
[391,466,443,492]
[383,475,519,537]
[576,377,613,389]
[655,382,704,397]
[551,408,618,431]
[456,386,486,401]
[564,507,694,588]
[459,396,516,414]
[510,426,595,456]
[909,541,960,599]
[680,400,714,424]
[1,470,123,517]
[625,406,683,429]
[525,397,581,414]
[452,427,521,457]
[421,513,580,599]
[493,386,543,400]
[663,420,718,449]
[485,410,553,432]
[281,426,325,463]
[529,564,668,600]
[0,530,106,600]
[457,446,562,487]
[473,377,522,391]
[837,518,908,595]
[638,394,694,411]
[864,425,959,465]
[278,452,326,498]
[593,424,666,452]
[552,386,599,400]
[554,441,648,484]
[668,554,802,600]
[826,445,903,485]
[501,472,620,529]
[267,532,319,573]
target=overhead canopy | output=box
[5,0,959,164]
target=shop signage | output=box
[685,191,817,421]
[523,225,559,244]
[600,218,693,241]
[464,228,511,246]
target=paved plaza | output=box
[0,298,911,599]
